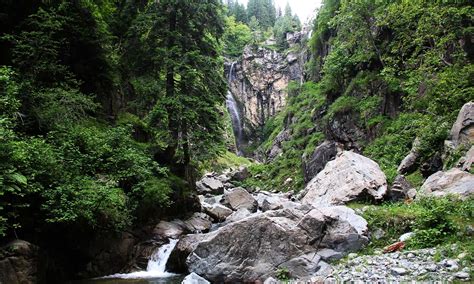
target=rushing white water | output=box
[102,239,179,279]
[226,62,244,155]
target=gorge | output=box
[0,0,473,283]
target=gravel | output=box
[317,248,472,283]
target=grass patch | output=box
[352,196,474,257]
[200,151,253,174]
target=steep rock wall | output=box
[225,32,308,150]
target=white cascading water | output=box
[226,62,244,155]
[103,239,179,279]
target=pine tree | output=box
[147,0,227,184]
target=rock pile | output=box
[322,248,471,283]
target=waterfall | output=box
[226,62,244,155]
[102,239,178,279]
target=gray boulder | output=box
[182,272,210,284]
[153,221,185,239]
[224,208,253,224]
[420,168,474,198]
[184,213,212,233]
[224,187,258,212]
[302,140,338,183]
[167,234,208,273]
[458,145,474,171]
[449,101,474,147]
[202,203,233,222]
[301,151,387,206]
[196,177,224,195]
[230,166,250,181]
[397,138,421,175]
[183,206,368,282]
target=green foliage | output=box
[364,113,449,183]
[223,16,252,58]
[201,151,253,174]
[276,267,291,281]
[357,196,474,254]
[273,7,301,50]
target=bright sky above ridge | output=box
[237,0,323,23]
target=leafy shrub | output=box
[276,267,291,281]
[357,196,474,253]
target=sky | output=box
[237,0,323,23]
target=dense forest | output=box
[244,0,474,191]
[0,0,473,283]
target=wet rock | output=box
[86,232,136,276]
[167,234,208,273]
[0,240,42,284]
[184,213,212,233]
[224,187,258,212]
[302,140,338,183]
[153,221,185,239]
[420,168,474,198]
[301,151,387,206]
[181,272,210,284]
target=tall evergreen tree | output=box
[146,0,227,183]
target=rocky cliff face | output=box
[225,32,308,151]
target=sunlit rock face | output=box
[225,31,307,149]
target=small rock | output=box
[425,264,437,272]
[181,272,210,284]
[348,253,358,259]
[457,252,467,259]
[399,232,414,242]
[391,267,408,276]
[263,277,279,284]
[454,271,470,279]
[372,228,385,240]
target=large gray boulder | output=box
[181,206,368,282]
[449,102,474,147]
[420,168,474,198]
[300,151,387,206]
[302,141,339,183]
[223,187,258,212]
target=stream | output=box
[76,239,184,284]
